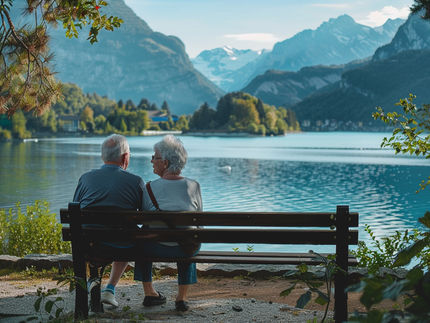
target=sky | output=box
[123,0,414,58]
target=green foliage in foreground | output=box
[352,224,429,273]
[0,201,71,257]
[281,252,338,323]
[373,94,430,191]
[347,212,430,323]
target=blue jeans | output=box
[134,242,199,285]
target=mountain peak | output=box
[223,45,235,56]
[327,14,356,25]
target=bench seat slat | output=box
[80,253,358,266]
[62,228,358,244]
[197,251,357,260]
[60,209,359,227]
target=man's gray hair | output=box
[101,134,130,163]
[154,135,187,174]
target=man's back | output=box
[74,164,143,210]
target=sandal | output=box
[175,300,189,312]
[143,291,166,307]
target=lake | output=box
[1,132,429,253]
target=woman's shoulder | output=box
[183,177,200,186]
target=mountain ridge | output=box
[193,15,404,92]
[10,0,224,115]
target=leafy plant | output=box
[281,252,339,323]
[347,212,430,322]
[373,94,430,191]
[27,269,84,322]
[352,224,427,273]
[0,200,71,257]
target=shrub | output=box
[0,128,12,140]
[348,212,430,322]
[352,224,427,273]
[0,201,71,257]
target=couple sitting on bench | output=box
[73,134,202,312]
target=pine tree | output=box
[161,101,171,116]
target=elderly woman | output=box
[134,135,202,312]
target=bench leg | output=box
[335,205,349,323]
[73,258,88,320]
[334,272,347,323]
[89,265,105,313]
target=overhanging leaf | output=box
[280,283,296,297]
[45,300,54,313]
[34,297,42,312]
[296,290,312,309]
[55,307,63,318]
[419,212,430,228]
[314,290,329,305]
[406,266,424,286]
[394,238,429,266]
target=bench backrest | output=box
[61,203,358,248]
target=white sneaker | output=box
[87,278,100,294]
[101,290,118,307]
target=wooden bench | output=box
[61,203,359,323]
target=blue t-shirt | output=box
[73,164,144,248]
[73,164,144,210]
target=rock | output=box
[232,305,243,312]
[0,255,20,269]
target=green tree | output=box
[119,118,127,133]
[150,103,159,111]
[104,121,114,134]
[264,109,277,135]
[161,100,171,116]
[138,98,150,110]
[125,99,136,111]
[80,106,95,133]
[190,102,216,130]
[175,115,189,132]
[11,110,30,139]
[0,0,122,116]
[256,98,265,121]
[0,127,12,140]
[94,114,107,133]
[228,98,259,132]
[135,110,150,133]
[27,109,58,133]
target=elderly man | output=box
[73,134,152,309]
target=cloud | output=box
[311,3,349,9]
[223,33,280,43]
[359,6,410,27]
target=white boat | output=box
[23,138,38,143]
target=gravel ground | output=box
[0,277,330,322]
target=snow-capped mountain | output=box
[193,15,404,92]
[287,13,430,127]
[191,46,268,91]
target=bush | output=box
[0,128,12,140]
[352,224,427,273]
[0,201,71,257]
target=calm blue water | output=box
[1,132,429,253]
